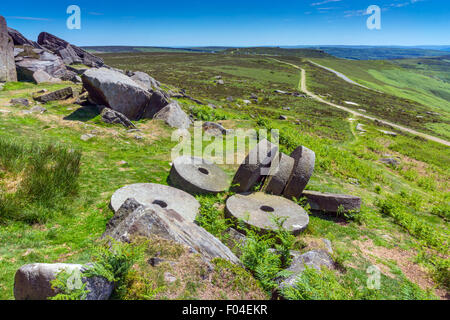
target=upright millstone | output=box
[0,16,17,82]
[231,139,279,193]
[169,156,230,194]
[283,146,315,200]
[110,183,200,222]
[261,152,295,196]
[225,192,309,235]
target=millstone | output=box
[225,192,309,235]
[169,156,230,194]
[110,183,200,222]
[283,146,315,200]
[231,139,279,193]
[262,152,295,196]
[302,190,361,213]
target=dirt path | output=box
[272,58,450,147]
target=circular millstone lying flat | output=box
[110,183,200,222]
[231,139,279,193]
[302,190,361,213]
[225,192,309,235]
[283,146,315,200]
[262,152,295,196]
[169,156,230,194]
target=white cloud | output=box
[7,16,51,21]
[311,0,342,6]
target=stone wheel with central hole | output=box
[169,156,230,194]
[225,192,309,235]
[110,183,200,222]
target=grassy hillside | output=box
[0,52,448,300]
[309,47,449,60]
[222,47,333,59]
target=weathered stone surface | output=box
[283,146,315,200]
[225,192,309,235]
[14,263,113,300]
[278,250,336,291]
[34,87,73,103]
[104,198,240,264]
[100,107,136,129]
[16,50,67,82]
[23,106,47,115]
[231,139,279,193]
[169,156,230,194]
[141,90,171,118]
[202,122,229,135]
[10,98,29,107]
[110,183,200,222]
[37,32,104,67]
[379,158,400,167]
[127,71,160,91]
[262,152,295,196]
[32,69,61,84]
[301,190,361,213]
[82,67,153,120]
[154,102,191,129]
[0,16,17,82]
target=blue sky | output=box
[2,0,449,46]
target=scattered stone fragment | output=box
[262,152,295,196]
[110,183,200,222]
[104,198,240,264]
[80,134,95,141]
[231,139,279,193]
[14,263,113,300]
[202,121,229,135]
[283,146,315,201]
[153,102,191,129]
[242,100,251,104]
[10,98,29,107]
[169,156,230,195]
[100,107,135,129]
[23,106,47,115]
[226,96,234,102]
[277,250,336,292]
[378,130,398,137]
[301,190,361,213]
[34,87,73,103]
[379,158,400,167]
[225,192,309,235]
[164,272,177,283]
[279,115,288,120]
[215,79,224,85]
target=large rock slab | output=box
[154,102,191,129]
[32,69,61,84]
[82,67,153,120]
[283,146,315,200]
[140,90,171,118]
[104,198,240,264]
[8,27,42,48]
[225,192,309,235]
[262,152,295,196]
[37,32,104,67]
[14,263,113,300]
[110,183,200,222]
[231,139,279,193]
[278,250,336,291]
[127,71,160,91]
[34,87,73,103]
[301,190,361,213]
[0,16,17,82]
[169,156,230,194]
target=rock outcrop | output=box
[154,102,192,129]
[14,263,113,300]
[8,27,41,48]
[0,16,17,82]
[104,198,241,264]
[37,32,104,67]
[82,67,153,120]
[127,70,160,91]
[100,107,136,129]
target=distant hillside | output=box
[222,47,333,58]
[82,46,223,54]
[308,46,448,60]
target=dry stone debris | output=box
[301,190,361,213]
[34,87,73,103]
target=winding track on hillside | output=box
[271,58,450,147]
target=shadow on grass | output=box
[63,105,100,122]
[309,210,349,225]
